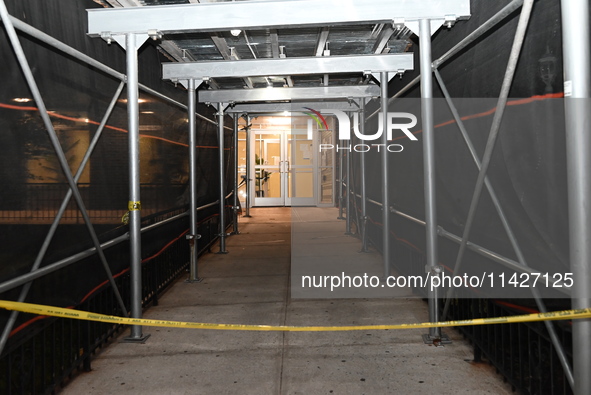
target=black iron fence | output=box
[356,208,574,395]
[0,202,232,395]
[447,296,572,395]
[0,183,187,224]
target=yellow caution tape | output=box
[0,300,590,332]
[128,201,141,211]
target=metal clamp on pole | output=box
[185,233,202,284]
[425,264,442,275]
[231,208,240,234]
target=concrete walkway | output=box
[61,207,512,395]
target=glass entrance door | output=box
[286,130,315,206]
[252,129,316,207]
[253,132,283,206]
[248,116,335,207]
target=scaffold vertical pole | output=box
[380,72,390,278]
[218,103,228,254]
[244,115,252,218]
[418,19,443,342]
[345,113,352,235]
[232,114,240,234]
[187,78,200,282]
[359,100,369,252]
[125,32,149,342]
[561,0,591,393]
[337,137,345,220]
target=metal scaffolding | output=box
[145,2,472,351]
[0,0,589,393]
[0,0,128,350]
[0,1,230,355]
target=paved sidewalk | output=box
[61,207,512,395]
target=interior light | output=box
[119,99,148,104]
[230,29,242,37]
[269,117,292,125]
[141,111,155,114]
[12,98,32,103]
[283,111,290,116]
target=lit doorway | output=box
[238,115,335,208]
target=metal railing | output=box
[0,2,239,392]
[448,296,573,395]
[335,0,577,392]
[0,200,233,395]
[0,183,187,224]
[346,197,574,395]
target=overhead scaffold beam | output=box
[225,102,362,114]
[199,85,381,104]
[87,0,470,36]
[164,54,413,83]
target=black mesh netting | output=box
[0,0,234,348]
